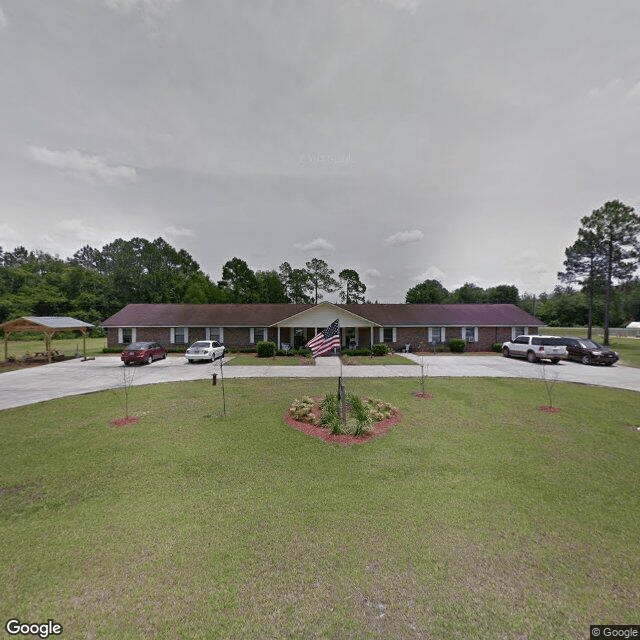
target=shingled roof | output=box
[102,303,543,327]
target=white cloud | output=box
[103,0,180,13]
[0,222,17,244]
[164,226,194,237]
[377,0,421,14]
[24,146,137,185]
[384,229,424,246]
[588,77,621,99]
[411,265,446,283]
[293,237,336,253]
[0,6,7,29]
[364,268,381,279]
[627,80,640,98]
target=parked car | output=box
[501,335,567,363]
[185,340,225,363]
[121,341,166,365]
[559,337,619,366]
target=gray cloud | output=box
[24,146,137,186]
[384,230,424,247]
[293,238,336,253]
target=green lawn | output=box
[226,353,314,366]
[341,353,415,365]
[1,378,639,639]
[2,336,107,360]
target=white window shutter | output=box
[170,328,175,343]
[250,328,255,343]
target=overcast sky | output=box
[2,1,640,302]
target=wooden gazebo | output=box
[0,316,94,363]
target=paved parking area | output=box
[1,354,638,410]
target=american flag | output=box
[306,319,341,357]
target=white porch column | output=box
[277,326,281,349]
[370,326,374,347]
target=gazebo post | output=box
[82,329,87,360]
[4,330,10,362]
[45,331,52,363]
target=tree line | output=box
[0,239,368,325]
[2,200,639,344]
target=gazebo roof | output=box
[0,316,94,331]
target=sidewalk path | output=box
[1,354,638,410]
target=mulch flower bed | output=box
[412,391,434,399]
[539,406,560,413]
[284,397,401,445]
[111,416,140,426]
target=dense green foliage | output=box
[0,242,369,324]
[256,341,277,358]
[449,338,466,352]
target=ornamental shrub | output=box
[256,341,277,357]
[342,348,372,357]
[348,393,372,436]
[492,342,503,353]
[449,338,466,353]
[371,343,389,356]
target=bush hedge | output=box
[449,338,466,353]
[256,341,277,358]
[371,343,389,356]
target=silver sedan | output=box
[185,340,225,363]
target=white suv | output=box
[185,340,225,363]
[501,335,567,364]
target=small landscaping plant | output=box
[287,396,317,424]
[449,338,466,353]
[288,393,398,438]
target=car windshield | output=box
[579,340,600,349]
[126,342,148,350]
[190,342,210,348]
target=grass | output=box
[1,377,639,638]
[226,353,313,366]
[341,353,415,365]
[1,336,107,360]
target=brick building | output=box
[102,301,544,352]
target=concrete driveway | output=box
[1,353,638,411]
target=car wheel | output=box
[551,358,560,364]
[162,352,166,359]
[581,354,591,365]
[188,359,194,364]
[526,350,537,363]
[147,355,153,365]
[502,347,510,358]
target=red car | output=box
[121,342,166,365]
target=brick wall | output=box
[107,324,541,351]
[383,326,540,352]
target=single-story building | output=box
[102,302,544,352]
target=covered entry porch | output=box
[271,302,380,351]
